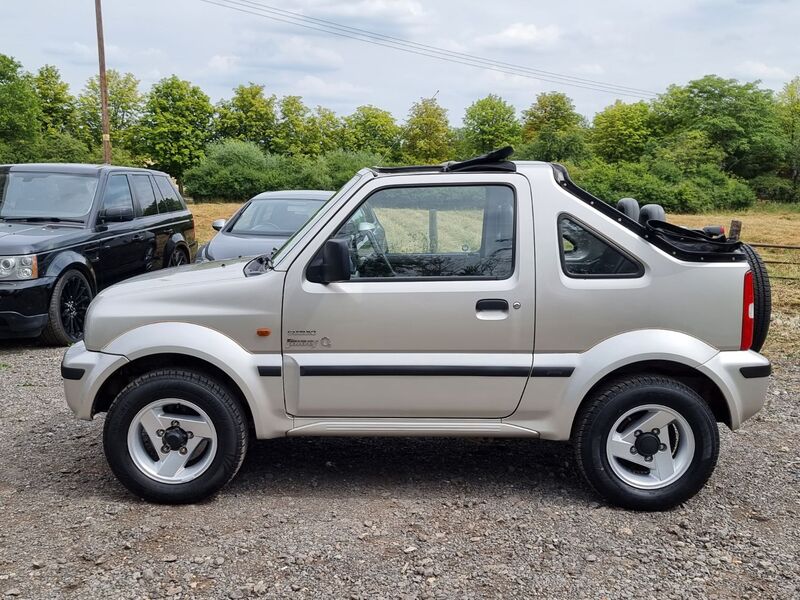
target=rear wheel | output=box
[574,375,719,511]
[167,246,189,267]
[741,243,771,352]
[103,369,248,504]
[40,269,93,346]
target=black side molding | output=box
[299,365,530,377]
[739,364,771,379]
[531,366,575,378]
[257,366,282,377]
[61,365,85,380]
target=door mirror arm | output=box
[308,238,351,284]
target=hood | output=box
[0,222,87,255]
[206,232,289,261]
[84,258,285,351]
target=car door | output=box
[280,173,535,418]
[95,174,144,286]
[128,173,161,271]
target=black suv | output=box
[0,164,196,345]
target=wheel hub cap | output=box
[634,431,661,456]
[163,426,188,451]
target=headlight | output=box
[0,255,38,280]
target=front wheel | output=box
[40,269,93,346]
[103,369,248,504]
[574,375,719,511]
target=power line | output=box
[230,0,657,97]
[197,0,658,99]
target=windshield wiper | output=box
[1,216,84,223]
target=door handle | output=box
[132,233,145,241]
[163,228,174,235]
[476,299,509,312]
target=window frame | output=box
[557,213,645,279]
[312,182,518,283]
[100,173,135,216]
[129,174,160,217]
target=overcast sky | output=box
[2,0,798,124]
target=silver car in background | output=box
[196,190,333,262]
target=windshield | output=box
[0,172,99,222]
[269,171,372,266]
[229,198,326,236]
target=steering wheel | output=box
[253,222,281,232]
[363,229,394,275]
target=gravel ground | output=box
[0,324,798,599]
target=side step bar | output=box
[288,419,540,438]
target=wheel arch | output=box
[163,234,190,267]
[44,250,98,293]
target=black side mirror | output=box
[306,238,351,284]
[99,205,134,223]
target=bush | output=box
[749,174,799,203]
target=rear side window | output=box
[333,185,515,279]
[101,175,134,213]
[154,176,184,213]
[559,216,643,278]
[130,174,159,216]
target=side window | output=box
[559,216,643,277]
[154,176,184,213]
[332,185,515,279]
[101,174,134,214]
[130,174,159,216]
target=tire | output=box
[639,204,666,225]
[616,197,640,222]
[740,243,771,352]
[574,375,719,511]
[103,369,248,504]
[167,246,189,267]
[40,269,93,346]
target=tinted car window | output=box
[102,175,134,213]
[130,174,159,216]
[334,185,514,279]
[154,176,184,213]
[0,172,98,220]
[230,199,325,236]
[559,216,642,277]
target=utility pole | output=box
[94,0,112,163]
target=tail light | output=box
[741,270,754,350]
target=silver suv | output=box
[62,148,771,510]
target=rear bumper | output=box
[62,341,129,420]
[699,350,771,429]
[0,277,55,338]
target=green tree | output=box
[33,65,77,134]
[305,106,343,156]
[517,92,587,162]
[462,94,521,154]
[34,131,91,163]
[651,75,783,178]
[184,139,269,201]
[342,105,400,158]
[521,92,585,140]
[137,76,213,187]
[273,95,311,156]
[402,97,453,163]
[214,83,277,152]
[591,100,653,162]
[777,77,800,197]
[76,70,143,150]
[0,54,41,162]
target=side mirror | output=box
[308,238,350,284]
[99,205,134,223]
[212,218,227,231]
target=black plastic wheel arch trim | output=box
[531,366,575,377]
[60,364,85,380]
[550,164,746,263]
[299,365,531,377]
[739,364,771,378]
[257,366,282,376]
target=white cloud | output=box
[736,60,789,80]
[266,36,343,70]
[293,75,367,100]
[304,0,425,23]
[575,63,605,75]
[208,54,239,72]
[478,22,561,49]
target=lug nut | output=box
[179,447,188,455]
[659,443,667,452]
[652,428,660,435]
[171,420,179,427]
[630,447,638,454]
[156,429,165,437]
[161,445,170,454]
[187,431,194,439]
[634,430,642,437]
[644,455,653,462]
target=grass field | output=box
[189,201,799,319]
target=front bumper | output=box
[699,350,771,429]
[62,341,129,420]
[0,277,55,338]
